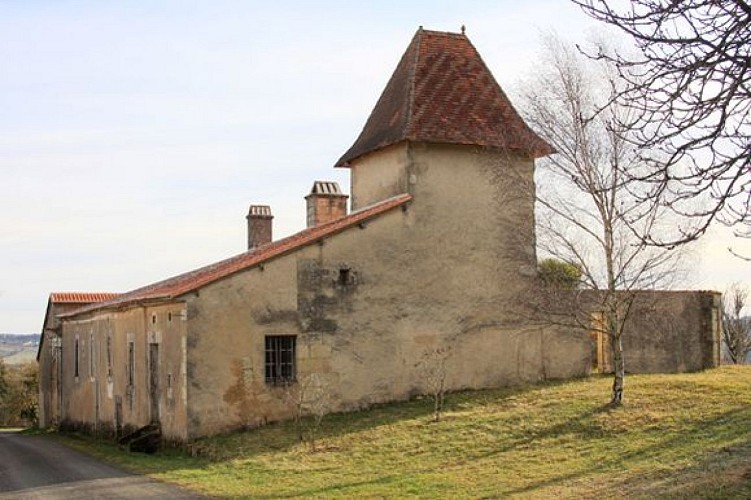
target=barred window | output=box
[265,336,296,385]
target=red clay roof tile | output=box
[61,194,412,318]
[336,28,553,167]
[49,292,120,304]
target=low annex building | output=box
[39,28,722,441]
[37,292,120,428]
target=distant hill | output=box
[0,334,40,364]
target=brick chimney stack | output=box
[246,205,273,250]
[305,181,348,228]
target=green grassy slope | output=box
[54,366,751,498]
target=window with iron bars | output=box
[265,335,296,385]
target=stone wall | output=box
[621,291,721,373]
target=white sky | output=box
[1,0,748,333]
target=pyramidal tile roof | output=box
[336,28,553,167]
[61,193,412,318]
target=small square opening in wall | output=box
[168,312,172,322]
[338,267,351,286]
[152,314,157,324]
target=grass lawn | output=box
[49,366,751,498]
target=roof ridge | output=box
[403,27,423,140]
[417,28,465,37]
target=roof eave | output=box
[57,295,176,320]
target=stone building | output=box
[39,28,721,441]
[37,292,119,428]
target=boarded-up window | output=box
[106,336,112,378]
[89,333,95,378]
[127,341,135,387]
[74,336,80,378]
[265,335,296,385]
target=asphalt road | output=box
[0,430,204,499]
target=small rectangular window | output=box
[265,335,296,385]
[338,268,351,286]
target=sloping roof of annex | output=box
[38,292,121,360]
[59,193,412,319]
[49,292,120,304]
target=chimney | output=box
[305,181,348,227]
[246,205,273,250]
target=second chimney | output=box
[246,205,273,250]
[305,181,348,228]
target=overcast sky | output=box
[1,0,748,333]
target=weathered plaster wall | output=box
[349,143,410,210]
[183,255,300,437]
[39,302,87,429]
[38,304,58,429]
[582,290,722,375]
[621,291,721,373]
[182,143,591,438]
[37,332,58,428]
[59,303,189,441]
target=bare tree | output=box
[283,373,333,450]
[415,346,451,422]
[722,283,751,364]
[518,34,684,405]
[572,0,751,249]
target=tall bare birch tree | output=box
[518,35,684,405]
[572,1,751,251]
[722,283,751,364]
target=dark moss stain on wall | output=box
[186,360,201,390]
[223,358,254,422]
[297,258,359,333]
[255,308,299,326]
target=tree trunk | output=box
[610,333,624,406]
[433,391,441,422]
